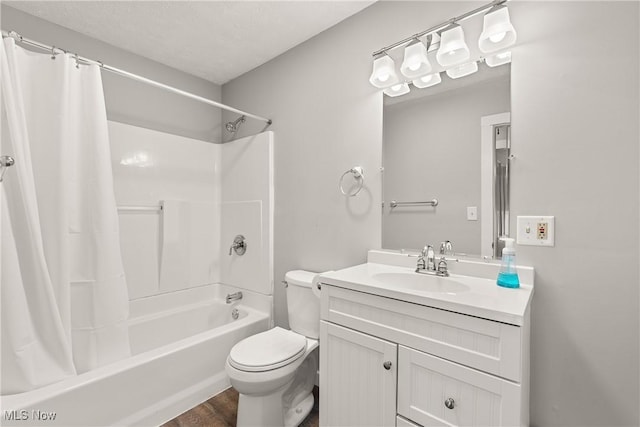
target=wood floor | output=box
[162,386,319,427]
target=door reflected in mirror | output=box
[382,63,510,258]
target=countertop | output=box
[319,262,534,326]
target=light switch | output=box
[517,216,555,246]
[467,206,478,221]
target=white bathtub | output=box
[0,284,271,426]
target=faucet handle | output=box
[437,257,449,276]
[426,245,435,257]
[439,240,453,255]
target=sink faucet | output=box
[425,245,436,271]
[416,244,449,277]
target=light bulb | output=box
[485,51,512,67]
[369,54,400,88]
[383,82,410,97]
[412,72,441,89]
[400,40,432,79]
[479,5,517,53]
[436,24,470,67]
[489,32,507,43]
[446,61,478,79]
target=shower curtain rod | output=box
[1,30,273,126]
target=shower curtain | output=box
[1,37,131,394]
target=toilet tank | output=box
[285,270,320,339]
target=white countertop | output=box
[318,262,534,326]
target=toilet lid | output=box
[229,327,307,372]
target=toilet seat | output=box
[229,327,307,372]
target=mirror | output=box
[382,63,511,258]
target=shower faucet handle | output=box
[229,235,247,256]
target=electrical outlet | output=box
[467,206,478,221]
[537,222,548,240]
[517,216,555,246]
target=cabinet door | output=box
[320,321,397,427]
[398,346,522,427]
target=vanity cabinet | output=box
[319,322,397,426]
[319,284,530,427]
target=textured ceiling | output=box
[5,1,374,85]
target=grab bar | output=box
[117,205,163,213]
[389,198,438,208]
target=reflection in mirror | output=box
[382,63,510,258]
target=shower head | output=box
[225,115,246,133]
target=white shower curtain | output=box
[1,37,131,394]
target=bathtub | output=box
[0,284,271,427]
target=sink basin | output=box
[372,272,470,294]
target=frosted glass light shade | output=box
[383,82,410,97]
[479,5,517,53]
[400,41,432,79]
[446,61,478,79]
[436,24,470,67]
[485,51,512,67]
[413,72,442,89]
[369,54,400,88]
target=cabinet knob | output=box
[444,398,455,409]
[383,361,392,370]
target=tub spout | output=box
[226,291,243,304]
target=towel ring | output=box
[339,166,364,197]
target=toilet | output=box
[225,270,320,427]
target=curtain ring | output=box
[339,166,364,197]
[51,46,57,60]
[74,53,80,69]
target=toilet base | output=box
[284,392,314,427]
[236,388,314,427]
[237,386,288,427]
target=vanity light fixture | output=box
[412,72,442,89]
[478,4,517,53]
[446,61,479,79]
[400,39,432,79]
[383,82,410,97]
[435,24,470,67]
[369,0,516,96]
[485,51,512,67]
[369,53,400,88]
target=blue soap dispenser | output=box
[497,238,520,289]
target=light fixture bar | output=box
[371,0,507,57]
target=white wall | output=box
[222,1,639,425]
[1,5,222,142]
[221,3,386,329]
[510,2,639,425]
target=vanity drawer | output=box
[321,285,522,381]
[398,346,522,427]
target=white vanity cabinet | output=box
[319,281,531,427]
[319,321,397,426]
